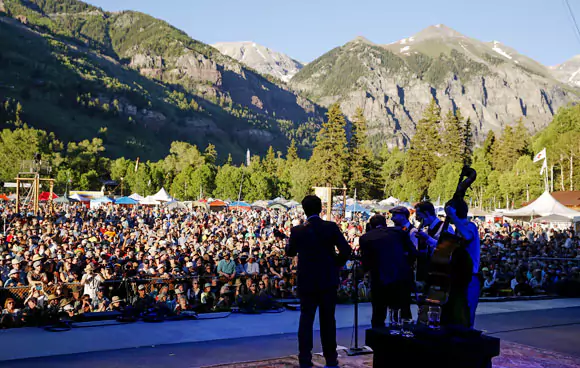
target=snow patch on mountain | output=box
[492,41,513,60]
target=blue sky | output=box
[87,0,579,66]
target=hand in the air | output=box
[445,205,457,217]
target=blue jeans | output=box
[467,275,480,328]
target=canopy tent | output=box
[269,202,289,211]
[54,196,72,204]
[252,200,269,208]
[115,196,138,205]
[503,191,580,219]
[379,197,399,206]
[531,214,577,224]
[209,200,227,212]
[139,196,160,205]
[69,193,90,202]
[346,203,372,214]
[164,200,187,210]
[286,200,299,208]
[468,208,490,217]
[38,192,58,201]
[151,188,173,202]
[230,201,251,210]
[129,193,144,201]
[90,196,113,209]
[191,200,209,211]
[7,193,16,201]
[91,196,113,203]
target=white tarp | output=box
[503,191,580,219]
[129,193,144,201]
[380,196,399,206]
[140,196,160,205]
[151,188,173,202]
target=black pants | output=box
[371,281,412,328]
[298,288,338,367]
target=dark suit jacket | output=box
[359,227,415,288]
[286,216,351,294]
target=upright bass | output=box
[423,166,477,326]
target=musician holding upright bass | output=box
[443,198,480,328]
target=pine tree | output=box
[263,146,277,176]
[286,139,298,162]
[348,107,380,198]
[482,130,495,161]
[402,99,441,199]
[204,143,217,166]
[441,109,464,164]
[461,115,474,166]
[309,103,349,186]
[492,124,527,172]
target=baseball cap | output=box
[389,206,410,218]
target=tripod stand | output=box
[346,254,373,356]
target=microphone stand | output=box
[347,254,373,356]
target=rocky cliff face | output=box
[291,25,579,149]
[213,41,304,82]
[550,55,580,88]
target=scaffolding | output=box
[15,158,54,215]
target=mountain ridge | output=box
[212,41,304,82]
[290,24,579,149]
[0,0,324,161]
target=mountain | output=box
[550,55,580,87]
[291,24,579,149]
[212,41,303,82]
[0,0,323,161]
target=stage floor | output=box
[1,303,580,368]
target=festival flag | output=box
[533,148,546,163]
[134,157,140,172]
[540,158,548,175]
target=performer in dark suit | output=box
[388,206,418,320]
[285,195,351,368]
[359,214,415,327]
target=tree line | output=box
[1,96,579,208]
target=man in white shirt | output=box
[244,255,260,276]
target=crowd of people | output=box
[0,201,578,329]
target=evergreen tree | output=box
[309,103,349,186]
[441,109,464,164]
[348,107,381,198]
[286,139,298,162]
[214,164,243,199]
[402,99,441,199]
[263,146,277,177]
[492,123,528,172]
[381,147,406,196]
[482,130,495,161]
[204,143,217,166]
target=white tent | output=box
[151,187,173,202]
[129,193,144,201]
[503,191,580,219]
[140,196,160,205]
[380,197,399,206]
